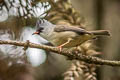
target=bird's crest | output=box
[36,19,52,28]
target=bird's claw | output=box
[57,46,62,52]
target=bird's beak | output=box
[32,31,39,35]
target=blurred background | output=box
[72,0,120,80]
[0,0,120,80]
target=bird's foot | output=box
[57,45,62,52]
[57,38,73,52]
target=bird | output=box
[32,19,110,50]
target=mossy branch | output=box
[0,40,120,67]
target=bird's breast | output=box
[48,31,93,48]
[36,23,99,48]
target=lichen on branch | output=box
[0,40,120,66]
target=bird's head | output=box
[32,19,53,35]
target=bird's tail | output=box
[89,30,111,36]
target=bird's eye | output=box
[38,27,44,32]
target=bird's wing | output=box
[54,25,91,34]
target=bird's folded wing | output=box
[54,25,91,34]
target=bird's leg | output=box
[57,38,73,52]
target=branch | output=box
[0,40,120,67]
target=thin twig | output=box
[0,40,120,67]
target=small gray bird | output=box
[33,19,110,49]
